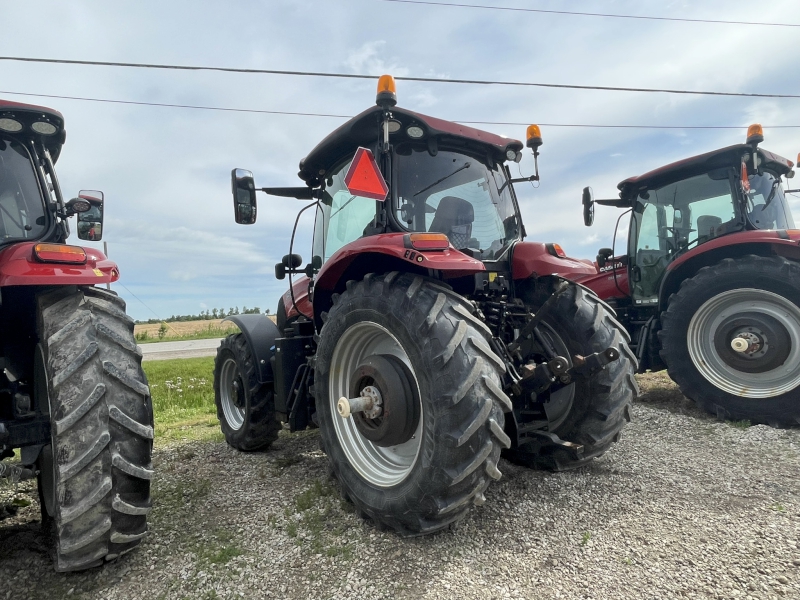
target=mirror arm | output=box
[499,175,539,195]
[261,187,321,200]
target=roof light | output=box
[343,147,389,201]
[0,118,23,133]
[406,233,450,251]
[387,119,402,133]
[31,121,57,135]
[526,124,543,149]
[407,125,424,139]
[505,149,517,161]
[746,123,764,145]
[376,74,397,108]
[34,243,87,264]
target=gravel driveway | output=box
[1,376,799,600]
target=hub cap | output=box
[329,322,423,487]
[687,288,800,398]
[219,357,245,430]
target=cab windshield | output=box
[0,138,47,243]
[394,146,520,260]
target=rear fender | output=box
[659,231,800,312]
[311,233,485,327]
[222,314,281,384]
[511,241,597,281]
[0,242,119,286]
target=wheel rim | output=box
[329,321,423,488]
[219,356,245,430]
[687,288,800,398]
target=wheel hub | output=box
[346,354,420,448]
[713,312,789,374]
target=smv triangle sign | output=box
[344,147,389,202]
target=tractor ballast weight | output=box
[574,125,800,426]
[215,76,637,534]
[0,99,152,571]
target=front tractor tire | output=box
[214,334,280,451]
[36,286,153,572]
[659,255,800,426]
[505,283,638,471]
[315,273,511,535]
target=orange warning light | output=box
[376,75,397,108]
[746,123,764,145]
[526,124,543,149]
[344,147,389,201]
[34,243,87,264]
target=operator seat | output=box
[429,196,474,250]
[696,215,722,244]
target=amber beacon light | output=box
[746,123,764,145]
[376,75,397,108]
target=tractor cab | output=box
[582,125,797,307]
[231,75,546,298]
[0,100,105,245]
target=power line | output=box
[381,0,800,28]
[3,89,800,130]
[1,56,799,99]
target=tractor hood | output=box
[617,143,794,204]
[0,99,66,162]
[298,105,523,187]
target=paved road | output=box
[140,337,224,361]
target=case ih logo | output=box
[344,147,389,201]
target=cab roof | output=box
[617,143,794,200]
[298,105,523,186]
[0,98,66,162]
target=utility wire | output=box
[1,56,799,99]
[3,89,800,130]
[381,0,800,28]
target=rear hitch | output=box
[513,347,620,397]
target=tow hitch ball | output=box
[513,347,620,396]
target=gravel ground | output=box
[1,376,799,600]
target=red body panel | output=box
[0,242,119,286]
[571,259,630,300]
[667,229,800,272]
[315,233,485,291]
[511,242,597,280]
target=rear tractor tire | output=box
[659,255,800,426]
[36,286,153,572]
[315,272,511,534]
[214,333,280,451]
[504,282,638,471]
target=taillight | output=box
[34,243,88,264]
[406,233,450,251]
[546,243,567,258]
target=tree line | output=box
[135,306,268,324]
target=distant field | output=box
[134,316,277,343]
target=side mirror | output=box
[275,254,303,280]
[75,190,104,241]
[596,247,613,269]
[231,168,257,224]
[582,186,595,227]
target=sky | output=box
[1,0,798,321]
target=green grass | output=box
[729,419,752,429]
[143,357,220,444]
[136,323,238,344]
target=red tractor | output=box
[0,100,152,570]
[575,125,800,426]
[214,76,637,534]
